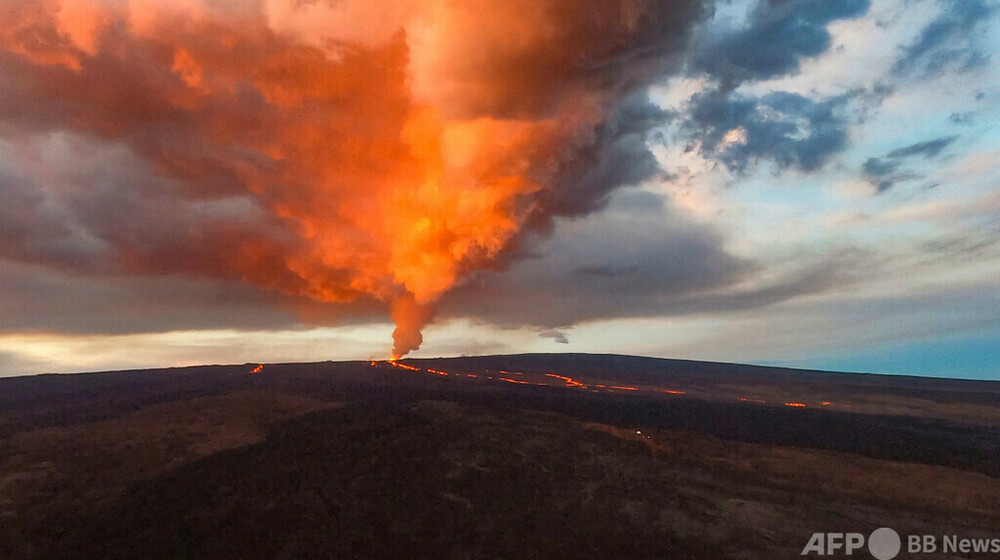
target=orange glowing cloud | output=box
[0,0,704,356]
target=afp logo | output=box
[802,528,901,560]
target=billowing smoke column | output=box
[0,0,703,358]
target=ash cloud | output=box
[0,0,712,356]
[0,258,378,336]
[8,0,969,357]
[536,93,674,222]
[440,189,839,328]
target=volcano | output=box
[2,353,999,559]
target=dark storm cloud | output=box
[0,133,308,291]
[0,163,104,269]
[0,134,386,336]
[861,135,958,193]
[575,264,641,278]
[0,259,385,335]
[892,0,997,78]
[685,90,853,173]
[692,0,870,89]
[440,190,842,328]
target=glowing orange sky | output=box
[0,0,698,357]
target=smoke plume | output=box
[0,0,704,356]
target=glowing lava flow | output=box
[373,361,689,398]
[382,359,451,376]
[250,364,264,374]
[499,377,548,386]
[545,373,586,388]
[738,397,855,410]
[386,360,421,372]
[607,385,638,392]
[541,372,681,395]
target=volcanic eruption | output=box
[0,0,704,356]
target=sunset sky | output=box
[1,0,998,379]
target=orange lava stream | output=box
[250,364,263,374]
[607,385,638,391]
[545,373,587,388]
[372,361,689,398]
[784,402,806,408]
[387,360,421,372]
[499,377,548,386]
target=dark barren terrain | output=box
[1,354,999,559]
